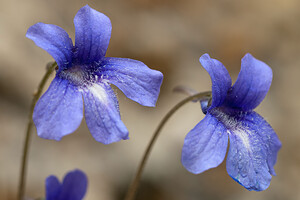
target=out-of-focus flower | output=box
[45,169,87,200]
[26,5,163,144]
[181,53,281,191]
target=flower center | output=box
[210,107,244,129]
[211,107,252,150]
[58,65,99,87]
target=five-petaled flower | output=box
[26,5,163,144]
[45,169,87,200]
[181,53,281,191]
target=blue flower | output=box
[181,53,281,191]
[26,5,163,144]
[45,169,87,200]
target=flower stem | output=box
[17,62,57,200]
[124,91,212,200]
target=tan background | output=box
[0,0,298,199]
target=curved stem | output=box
[18,62,57,200]
[124,91,212,200]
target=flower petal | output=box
[99,57,163,107]
[33,77,83,140]
[58,169,88,200]
[181,113,228,174]
[244,112,281,176]
[225,53,273,111]
[26,23,73,72]
[45,175,61,200]
[82,82,129,144]
[226,111,281,191]
[199,54,232,110]
[74,5,111,64]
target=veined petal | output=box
[181,113,228,174]
[26,23,73,72]
[33,77,83,140]
[74,5,111,64]
[45,175,61,200]
[99,57,163,107]
[58,170,88,200]
[226,111,281,191]
[199,54,232,110]
[242,112,281,176]
[82,82,129,144]
[225,53,273,111]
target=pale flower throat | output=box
[211,107,252,151]
[58,65,102,87]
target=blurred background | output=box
[0,0,299,199]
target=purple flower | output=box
[26,5,163,144]
[181,53,281,191]
[45,169,87,200]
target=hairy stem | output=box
[18,62,57,200]
[124,91,212,200]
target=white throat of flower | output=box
[213,108,251,151]
[87,83,108,104]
